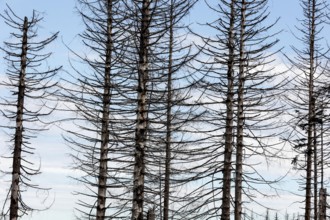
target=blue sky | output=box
[0,0,329,219]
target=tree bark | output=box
[132,0,150,219]
[305,1,316,219]
[234,1,246,220]
[96,1,113,219]
[220,1,236,220]
[9,16,28,220]
[318,188,326,220]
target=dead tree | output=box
[180,0,240,218]
[140,0,198,219]
[60,0,134,218]
[285,0,328,219]
[0,7,60,219]
[181,0,239,218]
[234,1,246,218]
[234,0,282,219]
[124,0,197,218]
[185,0,283,218]
[130,0,150,219]
[220,1,236,219]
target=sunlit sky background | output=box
[0,0,329,219]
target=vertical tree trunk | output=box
[147,207,155,220]
[234,1,246,220]
[318,188,326,220]
[320,109,324,189]
[220,1,236,220]
[313,122,317,220]
[9,16,28,220]
[305,1,316,219]
[132,0,150,219]
[96,1,113,219]
[163,1,174,219]
[319,109,325,220]
[319,110,325,220]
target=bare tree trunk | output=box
[221,1,236,220]
[319,110,325,220]
[318,188,326,220]
[9,16,28,220]
[305,1,316,219]
[313,122,317,220]
[96,1,113,219]
[234,1,246,220]
[305,49,313,220]
[321,109,324,189]
[163,1,174,219]
[132,0,150,219]
[147,207,155,220]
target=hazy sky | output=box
[0,0,329,219]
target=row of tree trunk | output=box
[1,0,329,219]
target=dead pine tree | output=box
[163,2,173,215]
[234,0,282,219]
[156,0,198,219]
[59,0,134,218]
[221,1,237,219]
[120,0,200,218]
[96,1,112,218]
[116,0,193,218]
[316,90,328,220]
[285,0,328,219]
[187,0,283,218]
[131,0,150,219]
[126,0,199,218]
[163,3,175,218]
[234,1,246,218]
[0,7,60,220]
[185,0,239,218]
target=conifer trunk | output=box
[305,1,316,219]
[313,122,317,220]
[220,1,236,219]
[132,0,150,219]
[318,188,326,220]
[9,16,28,220]
[147,207,155,220]
[96,1,113,219]
[163,1,174,219]
[234,1,246,220]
